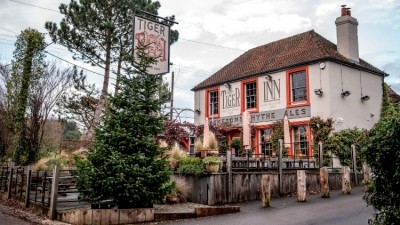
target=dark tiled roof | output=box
[193,30,384,91]
[388,85,400,104]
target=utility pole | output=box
[170,71,174,120]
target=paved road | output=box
[0,211,30,225]
[160,186,374,225]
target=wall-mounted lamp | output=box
[361,95,370,102]
[195,109,201,115]
[341,90,351,97]
[224,83,231,89]
[265,74,272,80]
[314,89,323,96]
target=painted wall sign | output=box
[263,79,281,102]
[221,88,240,109]
[212,106,311,125]
[133,15,170,75]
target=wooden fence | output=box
[0,165,83,219]
[174,169,364,205]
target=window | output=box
[245,82,257,109]
[292,125,308,158]
[209,90,218,115]
[286,66,309,107]
[260,128,274,156]
[291,71,306,102]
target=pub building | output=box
[191,7,386,158]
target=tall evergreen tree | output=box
[45,0,178,140]
[76,46,172,208]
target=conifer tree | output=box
[76,45,172,208]
[45,0,178,140]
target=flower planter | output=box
[205,163,220,173]
[166,195,178,204]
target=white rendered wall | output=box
[328,62,382,130]
[309,63,331,120]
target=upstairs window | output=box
[245,82,257,109]
[209,90,219,115]
[286,66,309,107]
[291,71,306,102]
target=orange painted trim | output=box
[288,120,312,158]
[205,86,220,119]
[286,66,310,108]
[240,77,259,114]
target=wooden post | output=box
[297,170,306,202]
[25,167,32,208]
[227,151,232,203]
[7,167,14,199]
[207,176,215,206]
[351,144,358,186]
[261,175,271,207]
[342,166,351,194]
[278,139,283,196]
[320,167,330,198]
[362,163,371,192]
[318,142,323,168]
[48,165,60,220]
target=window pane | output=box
[209,90,218,115]
[260,128,273,156]
[245,82,256,109]
[291,71,306,102]
[293,125,308,157]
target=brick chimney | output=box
[335,5,359,63]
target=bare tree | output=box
[27,61,77,156]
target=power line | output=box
[44,50,116,81]
[9,0,59,12]
[180,38,245,52]
[0,42,14,46]
[0,33,16,38]
[0,27,18,35]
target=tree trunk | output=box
[85,29,112,140]
[114,55,122,96]
[13,37,35,164]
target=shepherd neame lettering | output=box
[221,88,240,109]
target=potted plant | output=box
[230,137,242,156]
[167,143,187,170]
[202,156,222,173]
[194,138,203,157]
[207,132,219,156]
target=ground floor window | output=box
[292,125,308,158]
[260,128,274,156]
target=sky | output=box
[0,0,399,122]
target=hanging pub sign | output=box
[133,15,170,75]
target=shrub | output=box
[363,115,400,224]
[177,157,204,176]
[208,132,218,150]
[202,156,222,165]
[171,177,190,203]
[194,138,203,153]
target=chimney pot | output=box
[335,6,359,63]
